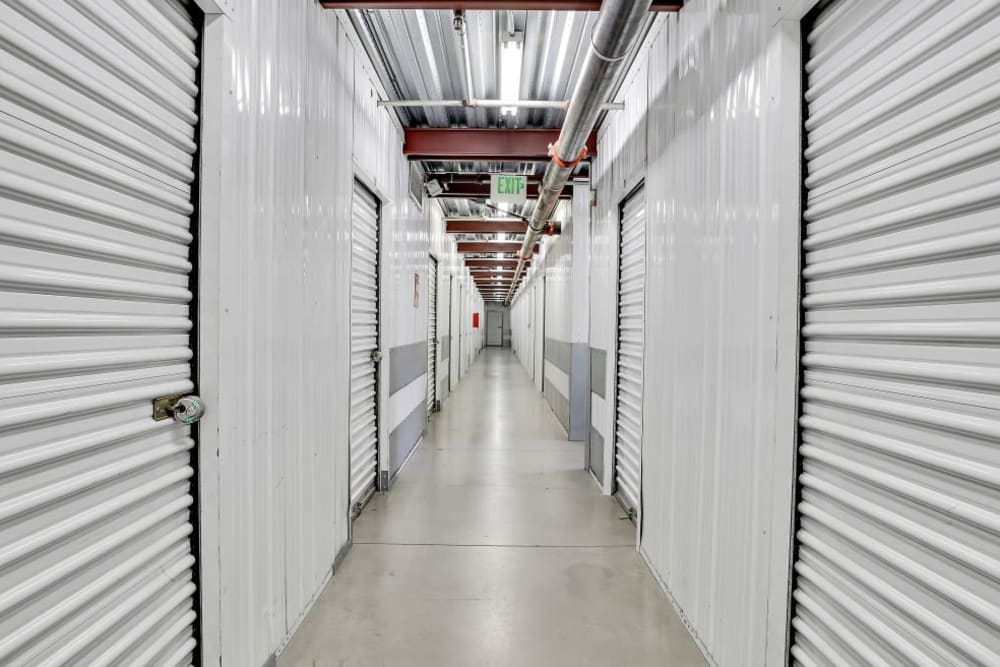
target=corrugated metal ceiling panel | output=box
[350,8,648,131]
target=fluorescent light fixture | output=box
[497,232,507,241]
[495,265,503,271]
[500,33,523,117]
[496,252,504,259]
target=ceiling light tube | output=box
[500,33,524,117]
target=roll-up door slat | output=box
[614,186,645,518]
[427,257,438,418]
[350,180,380,514]
[0,2,200,662]
[791,3,1000,664]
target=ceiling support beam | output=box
[405,128,597,162]
[447,219,528,234]
[448,218,561,234]
[458,242,537,254]
[430,183,570,199]
[322,1,682,10]
[381,99,624,110]
[465,259,529,269]
[476,277,524,282]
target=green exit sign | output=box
[490,174,528,204]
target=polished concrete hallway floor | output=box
[279,348,705,667]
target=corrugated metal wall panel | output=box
[791,2,1000,664]
[590,128,618,491]
[614,186,646,518]
[0,1,198,663]
[214,3,424,664]
[427,201,465,404]
[585,19,659,493]
[349,180,381,511]
[632,3,801,665]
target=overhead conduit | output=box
[505,0,653,303]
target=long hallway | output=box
[279,349,704,666]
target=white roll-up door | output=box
[0,1,200,664]
[614,186,645,519]
[792,2,1000,664]
[427,256,438,418]
[350,180,380,515]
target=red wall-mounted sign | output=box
[472,312,480,329]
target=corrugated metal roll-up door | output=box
[427,256,438,418]
[0,1,201,664]
[792,2,1000,664]
[614,186,645,519]
[350,180,381,515]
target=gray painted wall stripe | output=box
[544,337,572,375]
[589,426,604,481]
[590,347,607,399]
[389,341,428,394]
[390,399,426,475]
[543,377,570,432]
[568,342,590,442]
[440,335,450,361]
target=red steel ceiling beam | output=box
[458,242,537,254]
[465,259,529,269]
[446,219,529,234]
[322,1,682,10]
[474,275,523,282]
[405,128,597,162]
[431,182,569,199]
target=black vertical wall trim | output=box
[787,3,824,661]
[189,5,206,665]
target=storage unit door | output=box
[427,256,437,418]
[0,2,201,664]
[487,310,502,346]
[614,187,645,518]
[350,181,380,513]
[791,2,1000,664]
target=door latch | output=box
[369,349,382,363]
[153,394,206,424]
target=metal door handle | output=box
[370,349,382,363]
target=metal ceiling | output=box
[346,6,653,300]
[349,9,612,128]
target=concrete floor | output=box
[279,348,705,667]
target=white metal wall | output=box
[791,2,1000,664]
[590,39,651,492]
[201,3,443,664]
[0,1,199,663]
[426,201,484,405]
[511,287,534,376]
[589,3,804,665]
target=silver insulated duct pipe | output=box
[506,0,652,303]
